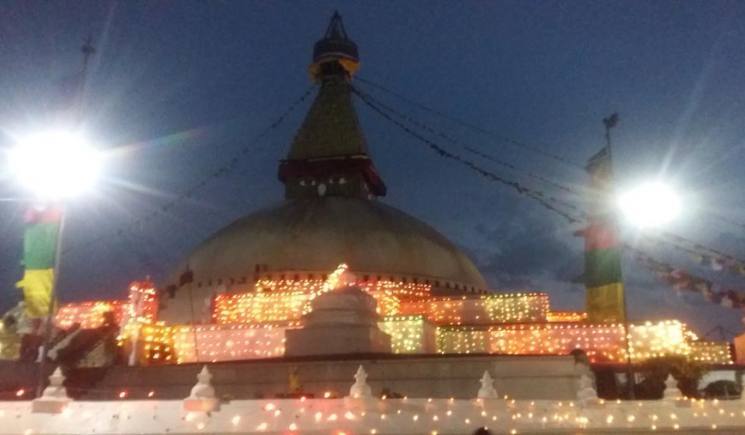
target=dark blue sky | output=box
[1,1,744,336]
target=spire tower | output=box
[278,12,386,199]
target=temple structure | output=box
[1,13,735,406]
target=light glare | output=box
[618,182,681,228]
[8,130,101,199]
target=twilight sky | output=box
[0,1,744,337]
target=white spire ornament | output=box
[184,365,219,412]
[477,371,499,399]
[576,373,598,406]
[348,365,372,398]
[32,367,70,414]
[663,374,683,402]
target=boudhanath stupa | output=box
[0,11,742,435]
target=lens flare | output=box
[617,182,681,228]
[8,130,102,199]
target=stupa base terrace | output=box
[46,274,734,369]
[4,363,745,435]
[80,354,589,401]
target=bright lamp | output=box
[8,130,101,200]
[617,181,681,228]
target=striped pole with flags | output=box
[583,140,625,323]
[581,113,635,398]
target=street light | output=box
[8,130,101,200]
[6,129,102,396]
[617,181,682,229]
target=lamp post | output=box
[6,130,102,396]
[604,116,682,399]
[600,114,637,400]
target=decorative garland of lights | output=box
[129,317,725,366]
[436,320,694,363]
[56,281,157,329]
[688,341,733,365]
[4,393,745,433]
[52,277,732,365]
[398,293,549,325]
[130,322,302,365]
[56,301,127,329]
[379,315,434,354]
[547,311,588,323]
[214,267,430,324]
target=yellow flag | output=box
[16,269,54,318]
[586,282,625,323]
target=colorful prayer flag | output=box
[18,206,61,319]
[15,269,54,318]
[585,146,610,175]
[586,282,625,323]
[22,223,58,269]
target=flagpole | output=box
[35,36,95,397]
[603,113,635,400]
[36,206,66,397]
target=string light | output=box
[436,320,695,363]
[547,311,588,323]
[50,277,729,366]
[398,293,549,325]
[55,281,157,330]
[688,341,732,365]
[213,267,430,324]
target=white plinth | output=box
[285,285,392,356]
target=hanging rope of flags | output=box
[0,84,316,299]
[355,84,581,198]
[62,85,315,256]
[352,88,745,316]
[638,231,745,279]
[352,86,583,224]
[708,212,745,232]
[660,231,745,276]
[356,76,585,170]
[355,84,745,316]
[627,245,745,310]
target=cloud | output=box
[470,203,583,291]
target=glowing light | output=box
[7,130,102,199]
[547,311,587,323]
[52,275,731,366]
[618,181,681,228]
[213,276,429,324]
[436,320,697,363]
[398,293,549,325]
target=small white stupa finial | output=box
[663,374,682,401]
[42,367,69,399]
[477,371,498,399]
[183,365,219,412]
[32,366,70,413]
[576,373,598,405]
[189,365,215,400]
[348,365,372,398]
